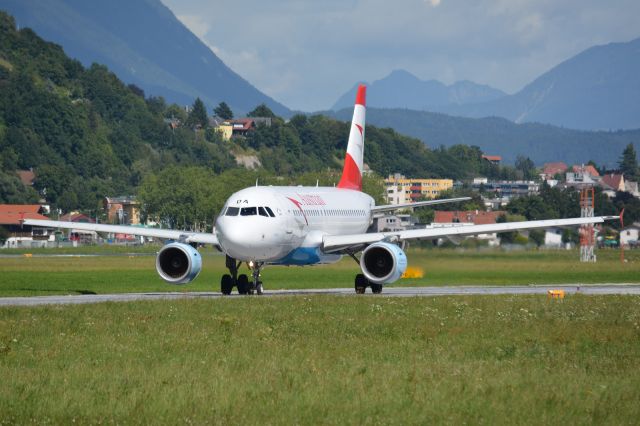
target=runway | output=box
[1,284,640,307]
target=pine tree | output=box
[214,102,233,120]
[187,98,208,128]
[619,143,639,181]
[247,103,275,118]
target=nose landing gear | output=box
[220,255,265,295]
[249,261,264,295]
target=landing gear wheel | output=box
[256,282,264,295]
[221,274,233,295]
[371,283,383,294]
[237,274,249,295]
[355,274,368,294]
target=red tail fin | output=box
[337,85,366,190]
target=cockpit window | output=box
[265,207,276,217]
[258,207,269,217]
[225,207,239,216]
[240,207,257,216]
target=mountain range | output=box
[333,38,640,131]
[0,0,290,116]
[2,1,639,164]
[331,70,506,111]
[439,37,640,130]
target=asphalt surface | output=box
[1,284,640,307]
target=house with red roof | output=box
[482,155,502,165]
[541,162,568,180]
[572,164,599,177]
[565,164,601,187]
[0,204,53,248]
[217,117,272,140]
[601,174,625,192]
[59,212,95,223]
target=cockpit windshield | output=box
[227,206,276,217]
[240,207,257,216]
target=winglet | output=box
[620,208,625,228]
[337,84,366,191]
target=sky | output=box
[161,0,640,112]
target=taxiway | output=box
[1,284,639,307]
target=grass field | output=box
[1,295,639,423]
[0,247,639,297]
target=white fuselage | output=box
[215,186,374,265]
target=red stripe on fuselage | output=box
[337,153,362,190]
[287,197,308,225]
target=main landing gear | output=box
[354,273,383,294]
[348,251,382,295]
[220,255,264,295]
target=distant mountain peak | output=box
[331,70,506,111]
[439,36,640,130]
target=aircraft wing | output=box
[371,197,471,214]
[21,219,220,245]
[322,216,618,252]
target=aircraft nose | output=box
[215,216,288,261]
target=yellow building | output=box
[217,123,234,140]
[384,174,453,204]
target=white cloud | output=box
[162,0,640,110]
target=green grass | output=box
[0,248,639,297]
[1,295,639,423]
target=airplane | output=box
[23,85,618,295]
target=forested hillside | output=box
[0,11,527,223]
[0,0,290,116]
[0,12,239,209]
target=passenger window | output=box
[258,207,269,217]
[265,207,275,217]
[226,207,239,216]
[240,207,257,216]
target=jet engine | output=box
[155,242,202,284]
[360,242,408,285]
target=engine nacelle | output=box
[155,242,202,284]
[360,242,408,285]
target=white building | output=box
[620,226,639,248]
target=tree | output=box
[515,155,536,180]
[247,103,275,118]
[619,143,639,181]
[214,102,233,120]
[529,229,545,247]
[186,98,208,129]
[127,84,145,98]
[496,213,527,244]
